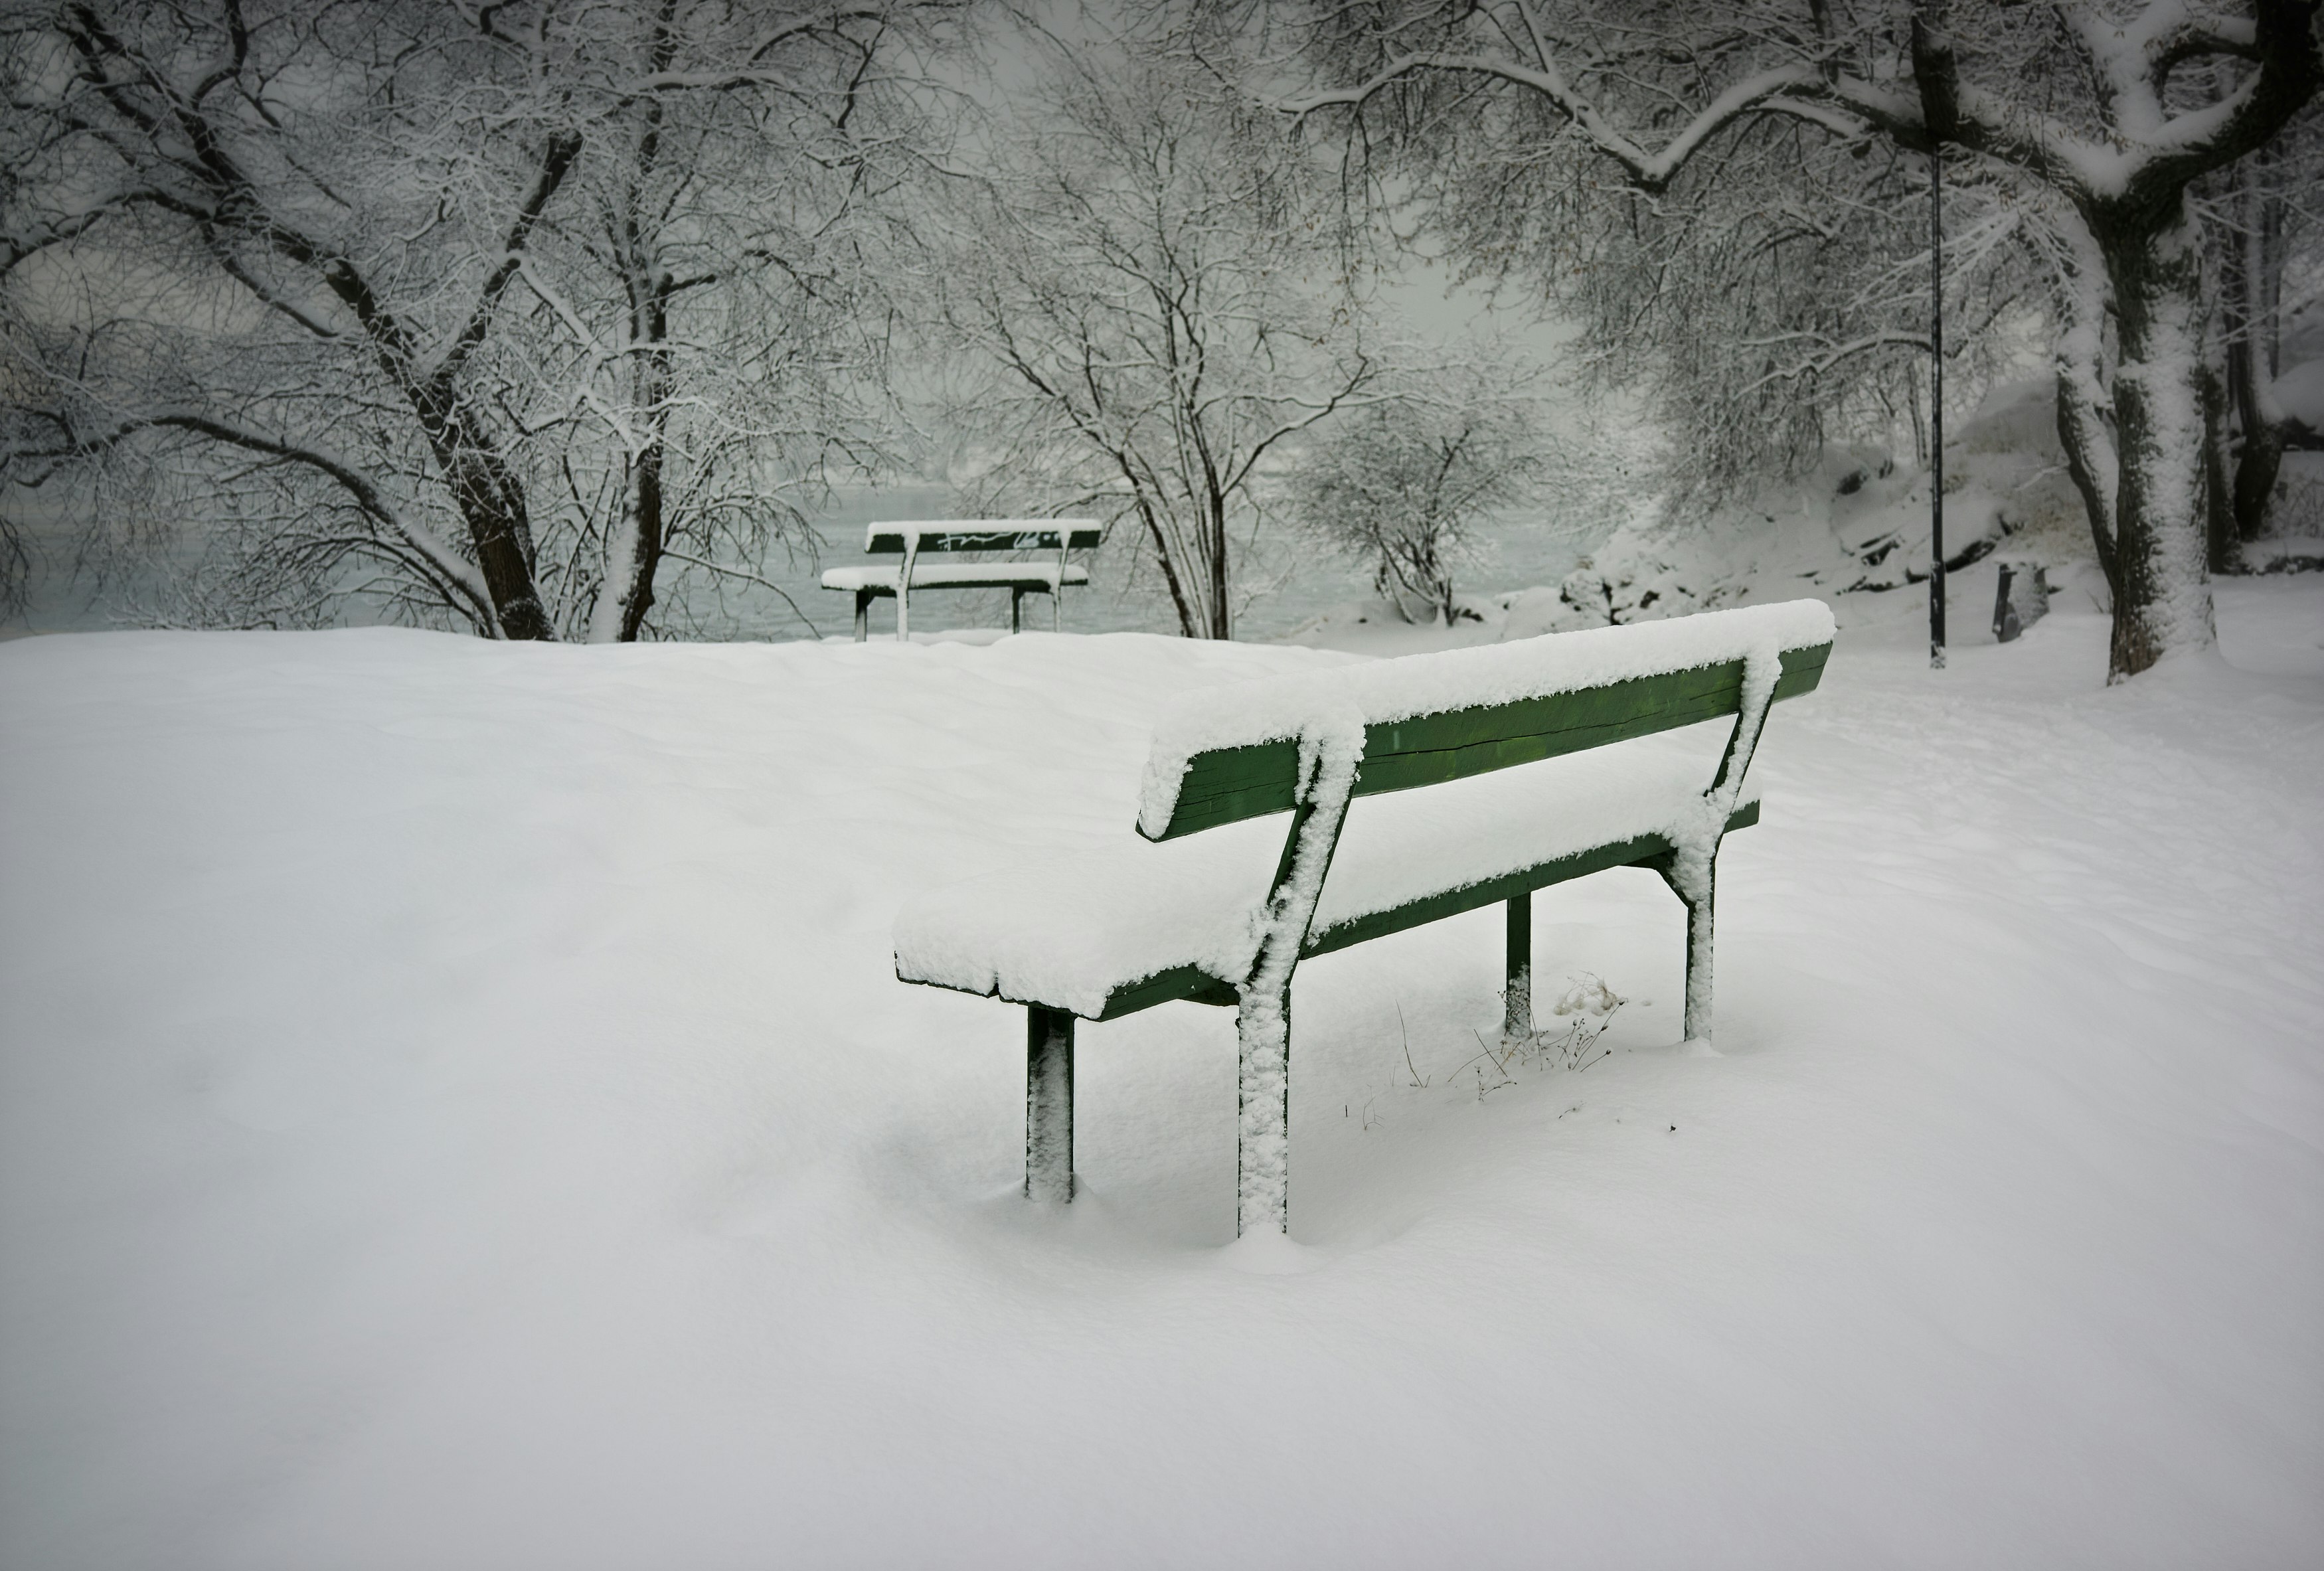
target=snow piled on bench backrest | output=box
[864,519,1102,551]
[1137,598,1834,840]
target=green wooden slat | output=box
[1300,800,1760,960]
[868,528,1104,554]
[1145,641,1830,841]
[1085,799,1762,1020]
[1356,663,1745,795]
[1149,739,1304,839]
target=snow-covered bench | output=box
[895,600,1837,1235]
[821,520,1104,641]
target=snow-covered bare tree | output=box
[926,32,1385,639]
[1285,371,1542,623]
[1264,0,2322,681]
[0,0,962,639]
[2214,117,2323,544]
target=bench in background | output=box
[821,521,1104,641]
[894,600,1835,1235]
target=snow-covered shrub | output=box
[1286,389,1543,626]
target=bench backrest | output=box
[1137,600,1835,841]
[866,520,1104,554]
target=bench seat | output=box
[896,732,1760,1022]
[825,520,1104,639]
[820,562,1092,594]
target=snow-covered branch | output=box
[1285,48,1821,195]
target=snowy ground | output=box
[3,577,2321,1568]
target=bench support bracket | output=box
[896,538,919,641]
[1649,857,1717,1046]
[1233,726,1361,1237]
[1025,1004,1075,1202]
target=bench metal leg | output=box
[1236,983,1293,1235]
[1651,855,1716,1046]
[1025,1004,1075,1202]
[853,590,871,642]
[1504,891,1533,1044]
[1010,587,1023,634]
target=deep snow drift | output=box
[3,580,2321,1568]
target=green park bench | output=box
[821,519,1105,641]
[894,600,1836,1235]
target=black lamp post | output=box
[1929,140,1946,669]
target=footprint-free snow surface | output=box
[3,582,2321,1568]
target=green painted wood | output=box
[1504,890,1532,1040]
[1083,799,1760,1021]
[1091,964,1238,1021]
[869,527,1104,554]
[1301,800,1758,961]
[1146,642,1829,841]
[1143,739,1305,841]
[831,573,1073,600]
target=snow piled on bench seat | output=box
[896,734,1750,1018]
[820,563,1092,592]
[1137,598,1831,839]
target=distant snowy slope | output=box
[3,594,2322,1569]
[1531,378,2098,635]
[1286,377,2117,651]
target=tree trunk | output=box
[2055,360,2121,604]
[2096,201,2217,681]
[428,418,553,641]
[593,441,665,643]
[1205,505,1232,639]
[1136,496,1201,638]
[592,288,674,645]
[2224,150,2289,543]
[594,33,676,646]
[2052,222,2123,608]
[2201,355,2237,576]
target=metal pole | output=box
[1025,1005,1074,1202]
[1929,140,1946,670]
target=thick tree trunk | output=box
[592,446,664,643]
[427,418,552,641]
[2098,203,2218,681]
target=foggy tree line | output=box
[1,0,963,638]
[3,0,2319,677]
